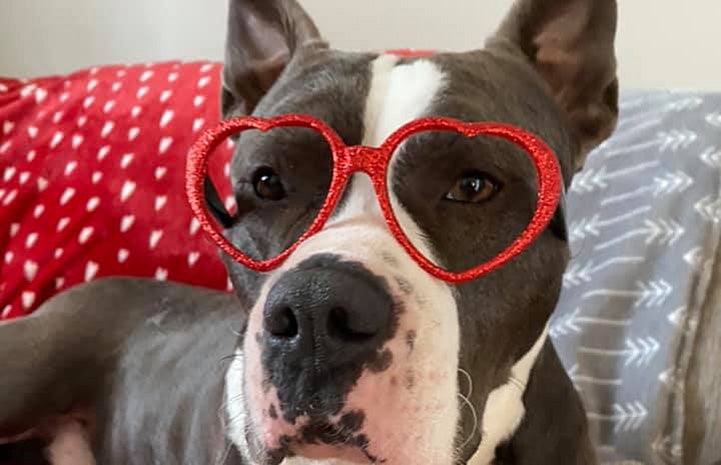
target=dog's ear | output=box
[490,0,619,171]
[222,0,327,119]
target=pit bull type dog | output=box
[0,0,620,463]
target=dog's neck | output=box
[224,326,549,465]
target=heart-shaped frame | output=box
[186,114,562,283]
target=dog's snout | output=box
[263,256,394,368]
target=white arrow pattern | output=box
[594,219,684,251]
[652,170,693,196]
[694,195,721,223]
[706,111,721,128]
[582,280,672,308]
[569,207,651,242]
[570,161,660,194]
[550,307,631,337]
[700,146,721,169]
[587,402,649,433]
[552,92,721,459]
[563,256,644,288]
[579,337,660,367]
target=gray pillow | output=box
[551,90,721,464]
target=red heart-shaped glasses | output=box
[186,114,562,283]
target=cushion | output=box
[0,61,234,320]
[552,90,721,464]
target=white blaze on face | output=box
[227,54,460,465]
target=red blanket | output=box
[0,61,234,320]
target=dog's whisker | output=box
[456,367,479,450]
[219,353,243,365]
[458,367,473,399]
[229,326,243,337]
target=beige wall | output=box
[1,0,719,91]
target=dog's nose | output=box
[263,256,394,368]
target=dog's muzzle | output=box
[262,257,395,418]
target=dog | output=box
[0,0,620,463]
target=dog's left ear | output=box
[221,0,328,119]
[490,0,619,171]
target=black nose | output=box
[263,255,394,370]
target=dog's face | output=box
[214,1,618,464]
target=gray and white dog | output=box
[0,0,619,464]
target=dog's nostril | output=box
[265,306,298,338]
[328,307,375,342]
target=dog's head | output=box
[214,1,618,464]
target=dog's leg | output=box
[495,342,597,465]
[0,278,180,438]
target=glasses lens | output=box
[386,128,540,274]
[205,124,334,263]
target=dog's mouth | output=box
[258,418,381,465]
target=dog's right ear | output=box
[221,0,327,119]
[489,0,619,172]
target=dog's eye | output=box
[252,167,286,201]
[445,171,499,203]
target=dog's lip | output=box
[290,443,370,463]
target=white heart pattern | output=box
[117,248,130,263]
[128,127,140,141]
[3,120,13,134]
[190,218,200,235]
[25,232,38,249]
[154,267,168,281]
[57,217,70,232]
[24,260,38,281]
[198,76,211,88]
[60,187,76,205]
[65,160,78,176]
[149,230,164,249]
[49,131,64,149]
[71,134,84,149]
[86,197,100,212]
[188,252,200,267]
[97,145,111,161]
[120,153,134,169]
[3,166,16,182]
[137,86,149,99]
[33,204,45,218]
[85,261,99,282]
[21,291,35,309]
[120,214,135,233]
[155,195,168,212]
[120,180,136,203]
[154,166,167,180]
[160,90,172,103]
[158,137,173,154]
[103,100,116,113]
[101,121,115,138]
[78,226,94,244]
[160,110,174,128]
[92,171,103,184]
